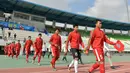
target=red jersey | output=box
[34,37,43,50]
[4,45,8,52]
[90,27,115,49]
[10,43,15,51]
[49,33,61,50]
[15,43,21,51]
[8,44,11,52]
[66,30,84,50]
[24,39,33,50]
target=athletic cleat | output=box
[68,67,71,72]
[32,60,35,64]
[110,66,115,69]
[16,57,18,60]
[50,62,55,69]
[38,63,41,66]
[53,68,57,71]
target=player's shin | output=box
[100,62,105,73]
[74,59,78,73]
[89,62,99,72]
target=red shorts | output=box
[16,50,20,54]
[26,50,30,55]
[52,49,60,57]
[93,48,104,62]
[34,50,42,55]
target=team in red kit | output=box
[24,36,33,63]
[3,20,123,73]
[32,33,43,65]
[49,28,61,70]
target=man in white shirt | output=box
[47,44,52,58]
[3,13,11,22]
[104,42,115,69]
[42,42,47,58]
[62,41,67,62]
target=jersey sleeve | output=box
[49,35,54,45]
[79,34,84,48]
[104,35,115,45]
[59,36,62,51]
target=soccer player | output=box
[10,41,15,59]
[8,43,11,57]
[104,42,115,69]
[49,28,61,70]
[65,24,84,73]
[4,43,8,57]
[24,36,33,63]
[32,33,43,66]
[15,40,21,59]
[85,19,116,73]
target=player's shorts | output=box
[52,49,60,57]
[26,50,30,55]
[34,50,42,56]
[70,48,80,59]
[93,49,104,62]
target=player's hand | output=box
[54,44,58,47]
[85,49,89,55]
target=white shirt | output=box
[4,13,11,18]
[42,44,47,51]
[30,46,34,51]
[62,43,66,52]
[48,44,51,52]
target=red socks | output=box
[51,57,59,68]
[26,54,29,62]
[100,63,105,73]
[89,63,99,72]
[38,55,41,63]
[89,62,105,73]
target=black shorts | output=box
[70,48,80,59]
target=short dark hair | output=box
[38,33,42,36]
[73,24,78,28]
[96,19,102,23]
[12,41,15,43]
[55,28,60,32]
[28,36,31,38]
[18,40,20,42]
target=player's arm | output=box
[31,40,33,46]
[49,35,54,46]
[65,33,72,52]
[85,30,95,51]
[34,39,37,50]
[59,36,62,52]
[20,43,21,49]
[79,34,85,49]
[104,35,115,45]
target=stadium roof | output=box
[0,0,130,30]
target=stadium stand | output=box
[4,28,49,42]
[0,0,130,54]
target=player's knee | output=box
[99,61,104,64]
[96,61,100,64]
